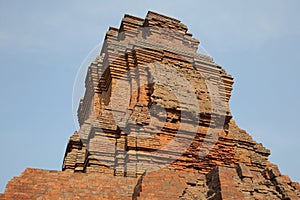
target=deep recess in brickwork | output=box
[1,11,299,200]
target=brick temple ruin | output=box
[1,11,299,200]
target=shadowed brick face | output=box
[2,11,299,200]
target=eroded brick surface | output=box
[2,11,299,200]
[3,168,138,199]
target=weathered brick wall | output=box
[3,165,299,199]
[3,168,138,199]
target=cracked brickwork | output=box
[1,11,299,200]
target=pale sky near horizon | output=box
[1,0,300,193]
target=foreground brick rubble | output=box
[1,11,299,200]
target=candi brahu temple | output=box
[1,11,299,200]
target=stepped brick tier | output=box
[1,11,299,200]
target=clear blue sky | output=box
[0,0,299,192]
